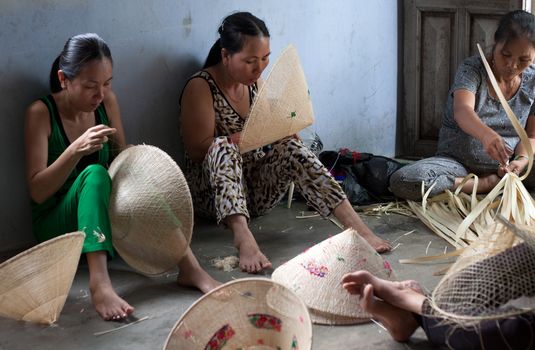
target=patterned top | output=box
[182,70,260,165]
[436,55,535,173]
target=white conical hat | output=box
[0,232,85,324]
[108,145,193,276]
[163,278,312,350]
[239,44,315,154]
[272,228,396,325]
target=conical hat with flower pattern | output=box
[272,228,397,325]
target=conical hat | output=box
[272,228,396,325]
[163,278,312,350]
[239,45,314,154]
[108,145,193,276]
[0,232,85,324]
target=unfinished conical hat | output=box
[0,231,85,324]
[428,220,535,327]
[108,145,193,276]
[163,278,312,350]
[239,45,314,154]
[272,228,396,325]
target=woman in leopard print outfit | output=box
[180,12,391,273]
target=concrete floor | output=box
[0,200,450,350]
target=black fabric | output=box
[318,149,404,205]
[415,311,535,350]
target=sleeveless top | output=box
[181,70,260,163]
[437,55,535,173]
[32,95,110,211]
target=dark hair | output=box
[203,12,270,69]
[49,33,113,93]
[494,10,535,47]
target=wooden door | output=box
[399,0,524,158]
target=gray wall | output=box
[0,0,398,250]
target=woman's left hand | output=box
[498,157,529,177]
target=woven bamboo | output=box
[0,232,85,324]
[108,145,193,276]
[163,278,312,350]
[272,228,397,325]
[239,45,314,154]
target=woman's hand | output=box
[228,132,241,145]
[71,124,116,156]
[498,156,529,177]
[481,130,513,165]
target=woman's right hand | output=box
[481,130,513,165]
[71,124,116,156]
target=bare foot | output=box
[235,233,272,273]
[456,174,501,194]
[224,214,272,273]
[177,248,221,293]
[361,284,419,342]
[359,231,392,253]
[177,271,221,294]
[341,270,425,314]
[478,174,501,192]
[90,283,134,321]
[332,199,391,253]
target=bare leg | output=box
[454,174,500,194]
[87,251,134,321]
[224,214,272,273]
[341,270,425,314]
[333,199,392,253]
[176,248,221,293]
[360,284,420,342]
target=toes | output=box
[360,284,374,311]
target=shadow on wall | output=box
[118,52,202,167]
[1,72,47,251]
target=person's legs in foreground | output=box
[341,270,425,341]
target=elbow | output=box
[27,182,48,204]
[29,190,46,204]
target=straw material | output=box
[108,145,193,276]
[272,228,397,325]
[163,278,312,350]
[0,232,85,324]
[239,45,314,154]
[429,238,535,326]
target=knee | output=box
[79,164,111,190]
[389,168,424,201]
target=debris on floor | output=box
[210,255,240,272]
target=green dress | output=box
[31,94,114,256]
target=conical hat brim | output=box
[163,278,312,350]
[239,45,314,154]
[272,229,396,320]
[108,145,193,276]
[309,308,369,325]
[0,232,85,324]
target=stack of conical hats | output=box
[272,228,396,324]
[239,44,315,154]
[0,232,85,324]
[108,145,193,276]
[163,278,312,350]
